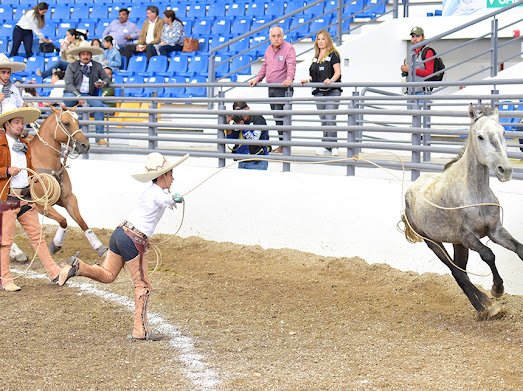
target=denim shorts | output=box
[109,226,139,262]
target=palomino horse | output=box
[10,105,108,262]
[404,104,523,317]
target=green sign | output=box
[487,0,522,8]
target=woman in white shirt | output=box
[59,153,189,341]
[10,2,53,58]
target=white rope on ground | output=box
[13,268,220,391]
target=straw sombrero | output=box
[68,41,105,57]
[132,153,189,183]
[0,53,26,73]
[0,103,40,128]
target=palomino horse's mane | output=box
[444,105,496,171]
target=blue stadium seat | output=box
[289,16,310,39]
[113,75,124,96]
[246,2,266,17]
[123,75,145,97]
[275,18,291,34]
[143,76,165,96]
[77,21,97,39]
[230,54,252,75]
[51,6,71,21]
[358,0,386,18]
[170,5,187,18]
[187,4,207,18]
[187,76,207,97]
[213,54,230,78]
[252,17,271,36]
[0,6,14,21]
[44,54,61,71]
[213,18,232,35]
[330,16,351,37]
[57,22,77,38]
[38,77,53,97]
[181,20,193,35]
[108,6,122,19]
[231,18,252,36]
[91,5,109,20]
[310,15,332,34]
[499,102,516,132]
[138,55,168,76]
[130,4,147,18]
[197,37,209,52]
[116,55,147,75]
[286,1,305,15]
[2,0,20,5]
[0,39,9,53]
[0,23,15,38]
[158,54,189,77]
[227,2,246,17]
[9,56,25,64]
[21,56,45,77]
[346,0,365,17]
[96,19,113,38]
[230,37,250,54]
[304,2,324,16]
[265,1,284,17]
[249,35,268,58]
[210,35,231,52]
[208,3,226,18]
[164,75,187,98]
[42,21,57,40]
[72,6,90,20]
[193,18,213,36]
[186,54,209,76]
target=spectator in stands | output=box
[156,10,185,56]
[102,67,116,107]
[224,101,270,170]
[400,26,435,94]
[103,36,122,72]
[102,8,140,50]
[250,26,296,154]
[91,39,105,64]
[19,81,43,108]
[10,2,53,58]
[37,29,87,79]
[300,30,342,157]
[63,42,111,145]
[0,54,25,112]
[47,69,65,105]
[122,6,165,63]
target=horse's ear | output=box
[468,103,479,121]
[492,107,500,120]
[49,105,60,115]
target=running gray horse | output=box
[404,104,523,317]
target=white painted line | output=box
[14,269,220,391]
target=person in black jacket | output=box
[300,30,342,157]
[63,43,111,145]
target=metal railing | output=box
[24,77,523,182]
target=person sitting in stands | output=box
[103,36,122,72]
[156,10,185,56]
[122,6,165,63]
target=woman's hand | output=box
[323,78,332,86]
[300,79,309,86]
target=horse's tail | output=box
[397,212,423,244]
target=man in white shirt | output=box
[122,5,165,63]
[0,54,25,114]
[59,152,188,340]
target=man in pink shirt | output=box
[250,26,296,153]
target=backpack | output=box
[421,47,445,82]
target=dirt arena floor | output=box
[1,225,522,390]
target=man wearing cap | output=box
[59,152,189,340]
[0,103,66,291]
[400,26,435,94]
[63,43,111,145]
[0,54,25,113]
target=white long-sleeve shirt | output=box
[16,10,45,40]
[1,84,24,113]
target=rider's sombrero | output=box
[132,153,189,183]
[0,53,26,73]
[0,103,40,128]
[68,41,105,57]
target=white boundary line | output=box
[14,269,220,390]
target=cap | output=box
[410,26,424,36]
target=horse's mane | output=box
[444,104,494,171]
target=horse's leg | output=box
[462,233,504,299]
[61,192,108,257]
[424,240,499,316]
[35,204,69,255]
[488,224,523,260]
[10,243,28,263]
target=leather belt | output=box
[119,220,148,239]
[9,186,30,197]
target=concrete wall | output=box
[64,156,523,295]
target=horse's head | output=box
[50,105,90,155]
[468,104,512,182]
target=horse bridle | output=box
[33,107,82,158]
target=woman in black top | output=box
[301,30,342,156]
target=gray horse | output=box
[404,104,523,317]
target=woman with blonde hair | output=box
[301,30,342,156]
[10,2,53,58]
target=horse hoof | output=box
[10,253,28,263]
[480,302,503,319]
[97,245,109,258]
[491,284,504,298]
[48,242,62,255]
